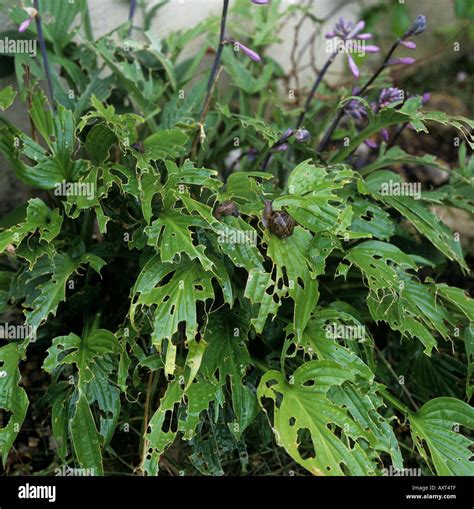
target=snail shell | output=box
[262,200,296,239]
[215,200,239,220]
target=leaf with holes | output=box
[258,361,386,475]
[408,397,474,475]
[0,344,29,466]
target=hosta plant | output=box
[0,0,473,477]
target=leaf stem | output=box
[33,0,55,112]
[317,39,401,153]
[379,387,411,416]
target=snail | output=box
[214,200,240,220]
[262,200,296,239]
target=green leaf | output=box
[142,129,189,161]
[144,376,216,475]
[0,199,62,255]
[20,253,105,337]
[84,124,117,165]
[70,391,104,475]
[222,46,274,94]
[409,397,474,475]
[131,256,219,347]
[258,361,382,475]
[201,311,258,437]
[0,86,16,111]
[145,209,214,271]
[43,329,120,386]
[0,343,29,466]
[362,171,467,269]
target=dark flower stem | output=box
[200,0,229,119]
[317,39,401,153]
[128,0,137,36]
[295,52,338,130]
[261,52,338,171]
[33,0,55,112]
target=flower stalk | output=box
[200,0,230,119]
[317,15,426,153]
[33,0,55,112]
[128,0,137,36]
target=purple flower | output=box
[18,7,37,33]
[344,98,368,123]
[325,18,367,40]
[294,128,310,143]
[251,0,269,3]
[282,127,294,140]
[364,138,378,149]
[275,143,289,152]
[379,87,404,108]
[387,57,416,66]
[403,15,427,38]
[235,41,261,62]
[325,18,379,79]
[400,40,417,50]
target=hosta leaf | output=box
[0,199,62,255]
[0,343,29,466]
[338,240,416,293]
[245,227,318,337]
[258,361,380,475]
[161,160,221,209]
[349,197,395,240]
[330,383,403,471]
[77,95,143,150]
[341,242,453,354]
[145,210,214,271]
[144,377,215,475]
[20,253,105,337]
[0,86,16,111]
[43,329,120,385]
[276,162,353,233]
[362,171,467,269]
[214,217,263,272]
[435,284,474,321]
[359,145,450,177]
[265,228,319,338]
[408,397,474,475]
[70,391,103,476]
[201,311,258,437]
[84,124,117,165]
[218,106,280,144]
[131,256,219,347]
[141,129,188,161]
[284,309,374,380]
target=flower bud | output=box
[403,15,427,38]
[294,129,310,143]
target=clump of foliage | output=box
[0,0,473,476]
